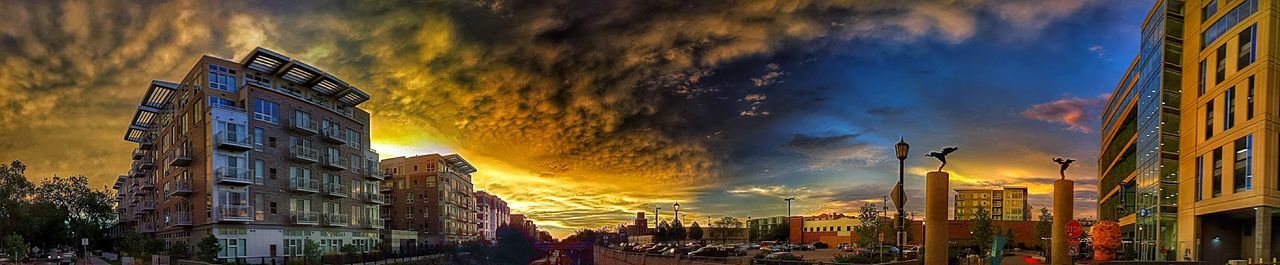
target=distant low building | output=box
[954,187,1031,221]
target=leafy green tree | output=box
[854,203,882,248]
[195,235,220,263]
[0,162,33,240]
[340,244,359,254]
[167,240,191,259]
[688,222,704,241]
[3,234,27,261]
[0,162,116,251]
[493,225,536,265]
[121,231,164,259]
[971,207,994,251]
[670,219,687,242]
[1036,207,1052,251]
[303,239,321,262]
[711,217,743,244]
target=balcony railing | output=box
[322,155,348,170]
[289,177,320,193]
[359,217,384,229]
[172,213,192,227]
[169,146,192,166]
[214,130,252,150]
[380,182,394,193]
[289,145,319,163]
[138,201,155,211]
[321,126,346,143]
[291,211,320,225]
[215,166,253,185]
[166,178,192,196]
[366,168,384,181]
[362,192,386,204]
[324,182,350,197]
[139,136,155,150]
[216,205,253,222]
[131,168,146,178]
[138,223,155,233]
[288,117,320,134]
[139,179,154,190]
[323,213,349,227]
[132,149,147,160]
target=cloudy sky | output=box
[0,0,1152,237]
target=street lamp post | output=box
[895,137,909,260]
[673,202,681,223]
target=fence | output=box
[174,251,448,265]
[595,246,744,265]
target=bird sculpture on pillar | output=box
[1053,157,1075,180]
[924,147,958,172]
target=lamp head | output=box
[895,137,909,160]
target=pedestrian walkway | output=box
[85,255,110,265]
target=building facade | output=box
[474,190,509,244]
[953,187,1030,221]
[113,47,383,260]
[1099,55,1141,255]
[380,154,479,245]
[748,216,788,238]
[787,213,862,245]
[1181,0,1275,263]
[510,213,539,236]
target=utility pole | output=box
[784,198,795,217]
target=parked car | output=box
[812,241,829,249]
[689,247,730,257]
[663,247,690,256]
[764,252,804,260]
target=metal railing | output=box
[291,144,320,162]
[324,213,350,226]
[291,177,320,192]
[292,211,320,225]
[288,117,320,134]
[362,192,386,204]
[214,130,252,149]
[322,126,347,143]
[215,166,253,184]
[169,146,192,166]
[324,154,348,170]
[217,205,253,222]
[325,182,350,197]
[172,213,193,226]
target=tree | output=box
[302,239,322,262]
[0,162,116,251]
[340,244,360,254]
[195,235,220,263]
[854,203,882,247]
[654,220,670,243]
[493,225,536,265]
[0,162,33,239]
[3,234,27,262]
[1036,207,1052,251]
[167,240,191,259]
[971,207,994,251]
[538,231,555,242]
[688,222,704,241]
[711,217,743,244]
[670,219,687,242]
[121,231,164,259]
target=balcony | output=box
[288,117,319,134]
[135,155,155,170]
[214,130,252,150]
[323,213,349,227]
[171,213,192,227]
[362,192,386,204]
[139,136,155,150]
[321,126,346,143]
[132,149,146,160]
[289,177,320,193]
[131,168,145,178]
[214,166,253,185]
[166,178,192,196]
[365,168,385,180]
[324,182,349,197]
[380,182,394,193]
[359,217,384,229]
[322,154,347,170]
[138,223,155,233]
[291,211,320,225]
[216,205,253,222]
[139,179,154,190]
[289,145,319,163]
[138,201,155,212]
[169,146,192,166]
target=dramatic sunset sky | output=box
[0,0,1153,237]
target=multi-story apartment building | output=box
[380,154,479,245]
[747,216,788,239]
[1099,56,1140,250]
[953,187,1029,221]
[1099,0,1185,261]
[112,47,384,260]
[1181,0,1275,263]
[474,190,510,244]
[510,214,538,236]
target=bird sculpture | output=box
[924,147,958,172]
[1053,157,1075,180]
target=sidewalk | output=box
[85,255,110,265]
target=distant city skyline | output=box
[0,0,1153,237]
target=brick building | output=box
[380,154,479,245]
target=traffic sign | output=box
[1066,220,1083,239]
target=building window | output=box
[1196,156,1204,201]
[270,202,278,214]
[209,97,236,108]
[1225,88,1235,130]
[1206,100,1214,139]
[1212,148,1223,197]
[347,128,361,149]
[1198,60,1207,95]
[254,159,265,184]
[1238,24,1257,70]
[254,127,265,148]
[253,98,279,123]
[209,64,237,92]
[1202,0,1218,21]
[1234,135,1252,192]
[218,238,247,258]
[1247,75,1254,119]
[1215,45,1226,84]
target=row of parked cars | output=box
[614,242,752,257]
[0,249,77,264]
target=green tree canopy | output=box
[688,222,704,241]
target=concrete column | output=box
[925,171,949,265]
[1052,179,1073,265]
[1256,207,1272,261]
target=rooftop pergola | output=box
[124,80,179,143]
[239,47,370,106]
